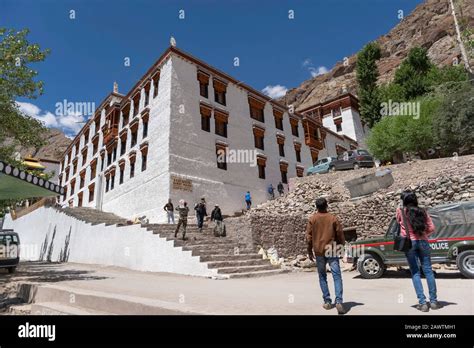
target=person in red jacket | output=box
[396,191,440,312]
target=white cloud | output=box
[302,58,312,67]
[309,66,329,77]
[262,85,288,99]
[16,101,85,136]
[302,58,329,78]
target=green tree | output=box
[356,41,382,128]
[394,47,433,100]
[367,96,440,161]
[0,28,50,165]
[432,82,474,156]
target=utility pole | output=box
[449,0,473,74]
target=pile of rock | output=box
[281,255,315,271]
[240,155,474,258]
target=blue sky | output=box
[2,0,423,137]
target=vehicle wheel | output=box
[357,254,385,279]
[7,267,16,274]
[329,166,336,172]
[353,163,360,170]
[457,250,474,279]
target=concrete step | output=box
[217,264,278,274]
[226,269,290,279]
[199,253,263,262]
[173,239,237,247]
[17,283,199,315]
[206,259,270,269]
[190,248,256,257]
[30,302,111,315]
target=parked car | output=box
[307,157,336,175]
[347,200,474,279]
[329,149,375,171]
[0,229,20,274]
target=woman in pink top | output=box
[396,191,440,312]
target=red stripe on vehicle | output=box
[354,236,474,248]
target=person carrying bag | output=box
[395,191,440,312]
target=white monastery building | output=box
[58,46,362,222]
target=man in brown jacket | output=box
[306,197,346,314]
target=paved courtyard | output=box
[1,262,473,315]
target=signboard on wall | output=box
[171,175,193,192]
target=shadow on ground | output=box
[0,262,108,313]
[352,269,465,280]
[409,301,457,311]
[342,301,364,314]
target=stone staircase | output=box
[55,207,286,278]
[144,224,287,278]
[60,207,129,226]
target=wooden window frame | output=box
[200,104,212,132]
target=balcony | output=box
[102,124,118,145]
[305,136,324,150]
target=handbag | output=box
[394,209,412,252]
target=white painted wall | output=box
[322,107,366,143]
[3,207,217,277]
[100,58,173,223]
[168,54,312,215]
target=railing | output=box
[11,197,57,220]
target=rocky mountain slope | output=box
[281,0,474,111]
[19,128,70,161]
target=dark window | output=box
[291,123,299,137]
[275,117,283,130]
[88,187,94,202]
[90,166,96,180]
[120,168,124,184]
[279,143,285,157]
[130,162,135,178]
[258,164,266,179]
[133,97,139,117]
[153,77,159,98]
[201,115,210,132]
[112,147,117,162]
[215,90,226,106]
[200,82,208,98]
[122,111,129,127]
[250,107,264,122]
[78,195,83,207]
[215,119,227,137]
[281,171,288,184]
[120,139,126,156]
[93,142,98,155]
[131,131,138,147]
[254,134,264,150]
[101,156,105,171]
[107,152,112,166]
[216,147,227,170]
[105,178,110,192]
[336,123,342,132]
[143,121,148,138]
[110,175,115,190]
[141,153,147,172]
[295,148,301,163]
[95,120,100,134]
[80,176,85,189]
[144,88,150,107]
